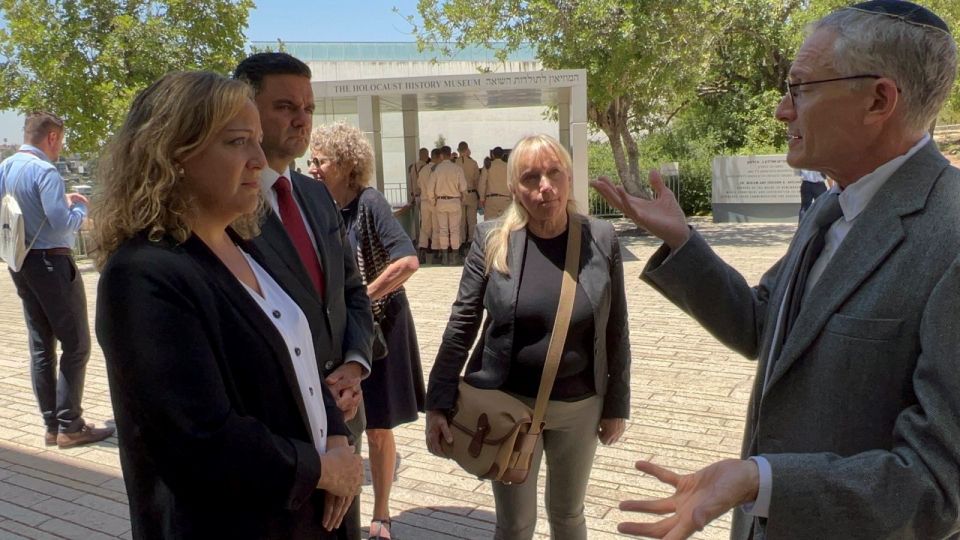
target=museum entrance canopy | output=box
[310,69,588,210]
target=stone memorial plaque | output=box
[712,154,799,204]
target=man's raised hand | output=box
[590,171,690,250]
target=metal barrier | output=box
[383,182,408,208]
[588,191,623,218]
[587,174,681,218]
[666,174,682,207]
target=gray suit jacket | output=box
[251,171,374,376]
[427,213,632,419]
[643,141,960,539]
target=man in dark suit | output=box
[595,2,960,538]
[234,53,374,540]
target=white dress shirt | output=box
[239,251,328,455]
[799,169,826,184]
[259,167,371,376]
[745,133,930,518]
[804,134,930,296]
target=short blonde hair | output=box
[92,71,261,269]
[310,122,374,191]
[484,134,579,275]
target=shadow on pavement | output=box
[0,440,129,538]
[698,224,797,247]
[366,506,496,540]
[616,222,796,250]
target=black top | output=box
[339,188,417,261]
[502,227,596,401]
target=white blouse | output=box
[238,251,328,455]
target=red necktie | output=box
[273,176,325,300]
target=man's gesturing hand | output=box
[618,459,760,539]
[590,172,690,250]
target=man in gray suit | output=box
[594,2,960,538]
[234,52,374,540]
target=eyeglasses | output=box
[784,75,886,107]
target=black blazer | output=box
[252,170,373,376]
[427,214,632,419]
[96,232,350,540]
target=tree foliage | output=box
[0,0,253,153]
[407,0,960,210]
[410,0,718,197]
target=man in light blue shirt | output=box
[0,112,113,448]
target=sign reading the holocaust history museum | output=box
[711,154,800,204]
[320,70,586,98]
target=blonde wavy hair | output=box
[92,71,262,270]
[484,134,580,275]
[310,122,374,191]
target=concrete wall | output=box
[712,203,800,223]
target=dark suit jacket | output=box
[252,171,372,540]
[96,232,350,540]
[643,141,960,539]
[427,213,631,419]
[251,170,373,377]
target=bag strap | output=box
[3,151,49,249]
[528,212,582,435]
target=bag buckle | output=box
[468,413,490,458]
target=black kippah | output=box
[846,0,950,34]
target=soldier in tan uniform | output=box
[408,147,429,249]
[428,146,466,265]
[416,148,441,263]
[479,146,511,220]
[456,141,480,252]
[408,147,429,204]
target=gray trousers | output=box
[493,395,602,540]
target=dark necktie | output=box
[783,192,843,338]
[274,176,325,301]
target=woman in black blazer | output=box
[425,134,632,540]
[91,71,361,539]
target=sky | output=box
[0,1,424,145]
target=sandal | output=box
[368,518,392,540]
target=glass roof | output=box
[248,41,538,62]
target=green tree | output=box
[407,0,719,197]
[680,0,809,153]
[921,0,960,125]
[0,0,253,153]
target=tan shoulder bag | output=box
[440,215,582,484]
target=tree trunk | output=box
[621,125,648,198]
[606,126,631,190]
[590,98,651,199]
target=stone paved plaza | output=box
[0,219,796,539]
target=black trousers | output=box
[9,252,90,433]
[799,180,828,219]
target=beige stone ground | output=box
[0,218,796,539]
